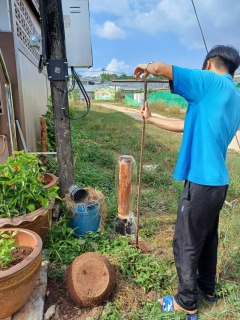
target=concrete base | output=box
[116,212,136,235]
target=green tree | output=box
[101,73,118,82]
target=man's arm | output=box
[134,62,183,132]
[140,102,184,133]
[146,117,184,132]
[134,62,173,80]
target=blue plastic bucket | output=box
[69,200,101,237]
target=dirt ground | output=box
[44,271,159,320]
[45,277,104,320]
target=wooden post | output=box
[39,117,48,166]
[40,117,48,152]
[44,0,74,197]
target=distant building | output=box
[77,77,170,100]
[77,75,240,102]
[79,77,102,86]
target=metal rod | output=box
[30,152,57,155]
[112,79,168,83]
[135,81,147,247]
[235,133,240,149]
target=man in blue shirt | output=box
[134,45,240,320]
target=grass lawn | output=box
[45,101,240,319]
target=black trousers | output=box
[173,180,228,311]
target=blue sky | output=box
[78,0,240,77]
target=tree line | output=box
[100,73,165,82]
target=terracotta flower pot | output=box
[43,172,58,189]
[0,173,58,243]
[0,198,55,243]
[0,228,42,318]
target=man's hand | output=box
[140,101,151,122]
[134,64,149,79]
[134,62,173,80]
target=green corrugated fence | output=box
[125,92,188,109]
[125,83,240,108]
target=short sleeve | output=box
[171,66,213,104]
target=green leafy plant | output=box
[0,230,18,270]
[92,300,186,320]
[41,154,58,176]
[45,221,81,266]
[0,151,61,219]
[42,97,56,152]
[44,221,107,271]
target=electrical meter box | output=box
[62,0,93,68]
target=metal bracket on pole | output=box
[46,59,68,81]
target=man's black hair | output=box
[202,45,240,74]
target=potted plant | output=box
[0,151,61,242]
[0,228,42,318]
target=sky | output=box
[77,0,240,77]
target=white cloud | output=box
[81,68,102,77]
[90,0,240,51]
[78,59,130,76]
[93,21,126,39]
[90,0,159,16]
[89,0,129,16]
[177,0,240,50]
[106,59,130,73]
[119,0,197,37]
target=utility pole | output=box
[44,0,75,197]
[100,68,106,84]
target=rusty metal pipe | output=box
[116,155,137,235]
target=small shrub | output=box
[0,230,18,270]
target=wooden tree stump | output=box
[66,252,116,307]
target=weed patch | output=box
[43,102,240,319]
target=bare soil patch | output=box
[0,246,33,271]
[45,270,159,320]
[45,277,104,320]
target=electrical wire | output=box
[63,67,90,120]
[38,0,47,69]
[50,69,90,120]
[191,0,240,150]
[190,0,208,53]
[67,68,76,92]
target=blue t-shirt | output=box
[171,66,240,186]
